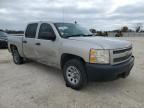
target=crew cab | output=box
[8,21,134,90]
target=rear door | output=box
[23,23,38,59]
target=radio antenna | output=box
[62,6,64,24]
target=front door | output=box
[34,23,59,67]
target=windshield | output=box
[0,31,7,37]
[54,23,93,38]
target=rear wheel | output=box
[63,59,87,90]
[12,48,23,64]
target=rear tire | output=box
[12,48,23,64]
[63,59,87,90]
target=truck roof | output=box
[27,21,71,24]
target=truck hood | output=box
[0,36,7,41]
[68,36,132,49]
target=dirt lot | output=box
[0,37,144,108]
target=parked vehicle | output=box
[8,21,134,90]
[0,31,8,48]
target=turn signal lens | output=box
[89,49,110,64]
[89,49,97,63]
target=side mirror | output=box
[40,32,56,41]
[48,32,56,41]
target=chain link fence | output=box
[108,32,144,37]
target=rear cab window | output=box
[25,23,38,38]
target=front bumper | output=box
[86,56,134,81]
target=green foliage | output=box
[115,31,123,37]
[121,26,128,32]
[96,31,108,36]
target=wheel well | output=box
[61,53,86,69]
[10,45,17,53]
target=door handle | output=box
[35,43,41,46]
[23,40,27,43]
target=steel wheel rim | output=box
[66,66,80,85]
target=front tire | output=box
[12,48,23,64]
[63,59,87,90]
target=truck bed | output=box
[8,35,24,56]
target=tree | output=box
[121,26,128,32]
[134,23,143,32]
[115,31,123,37]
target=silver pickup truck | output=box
[8,21,134,90]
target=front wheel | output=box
[63,59,87,90]
[12,48,23,64]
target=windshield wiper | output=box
[83,34,93,37]
[64,34,93,38]
[64,34,85,38]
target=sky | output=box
[0,0,144,30]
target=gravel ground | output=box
[0,37,144,108]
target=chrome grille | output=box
[113,47,132,54]
[112,46,132,64]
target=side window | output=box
[38,23,55,40]
[25,23,38,38]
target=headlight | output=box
[89,49,110,64]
